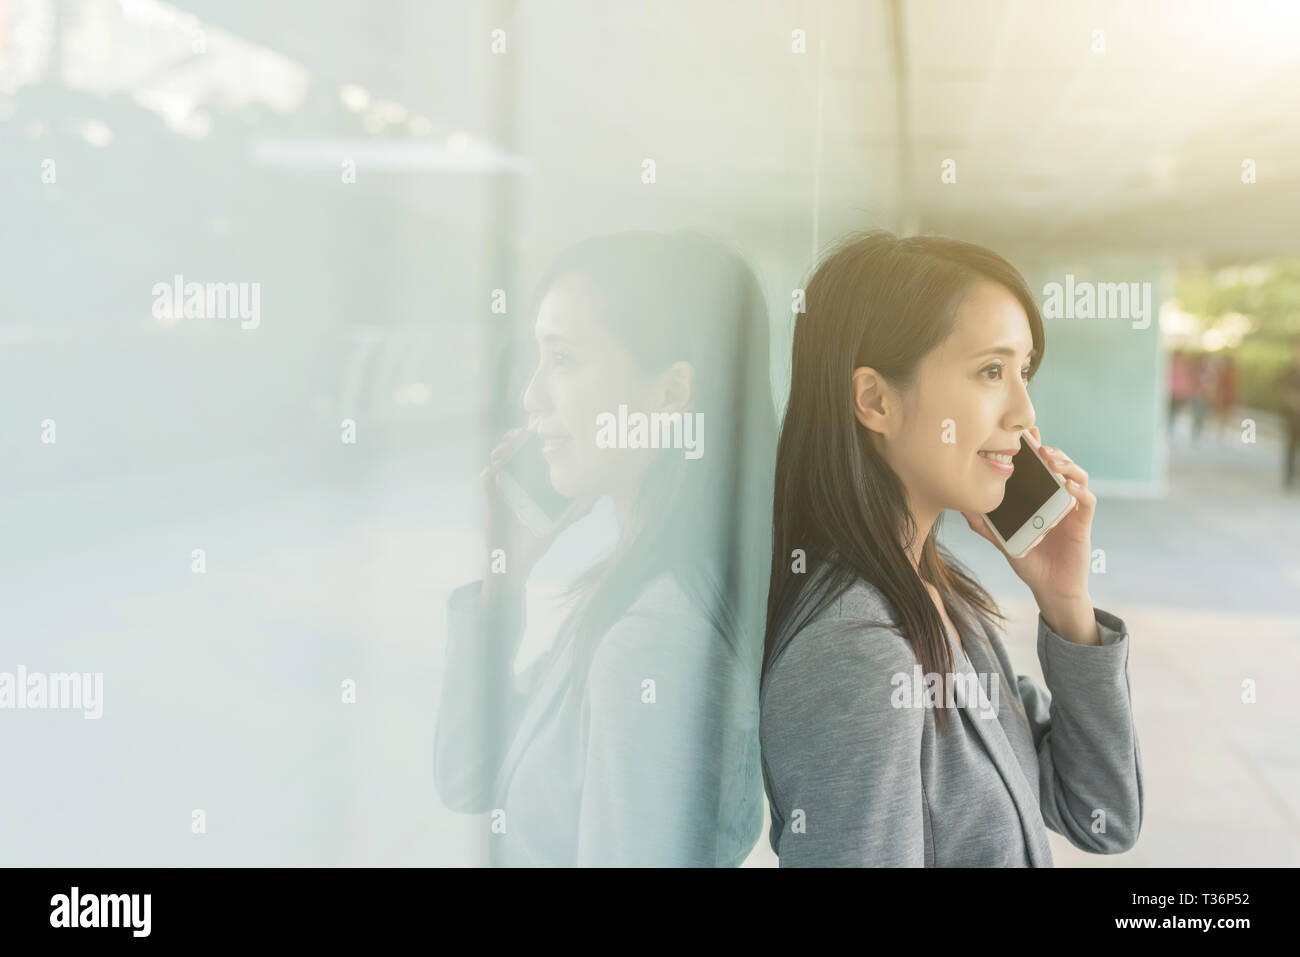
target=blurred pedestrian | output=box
[1189,351,1209,441]
[1168,349,1196,437]
[1205,351,1237,443]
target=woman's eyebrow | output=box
[537,332,577,346]
[973,345,1038,361]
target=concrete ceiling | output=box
[163,0,1300,263]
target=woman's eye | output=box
[981,363,1033,383]
[550,350,571,366]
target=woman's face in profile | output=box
[881,280,1038,518]
[523,271,664,501]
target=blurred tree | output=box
[1175,258,1300,344]
[1174,258,1300,412]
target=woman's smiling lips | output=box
[978,448,1016,474]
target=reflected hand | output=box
[480,427,597,586]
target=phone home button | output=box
[1032,516,1045,529]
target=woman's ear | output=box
[851,366,890,434]
[655,361,695,413]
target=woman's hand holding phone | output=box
[479,427,597,606]
[960,426,1100,641]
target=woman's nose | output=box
[1009,385,1035,433]
[522,366,547,414]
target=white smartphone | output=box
[981,430,1075,558]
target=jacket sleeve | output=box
[1018,606,1144,853]
[761,619,927,867]
[433,580,538,813]
[574,599,754,866]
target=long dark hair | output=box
[526,230,777,689]
[762,230,1045,731]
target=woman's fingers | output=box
[489,427,530,465]
[1043,453,1096,513]
[481,427,531,481]
[1042,447,1088,485]
[479,430,529,493]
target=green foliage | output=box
[1173,257,1300,410]
[1230,341,1296,411]
[1174,259,1300,344]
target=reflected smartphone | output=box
[981,430,1074,558]
[494,430,575,538]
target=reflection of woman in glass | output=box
[760,231,1143,867]
[436,231,776,866]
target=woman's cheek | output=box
[551,382,590,444]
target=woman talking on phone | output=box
[759,230,1143,867]
[435,231,776,866]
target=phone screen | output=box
[497,431,574,525]
[985,434,1061,541]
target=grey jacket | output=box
[760,576,1143,866]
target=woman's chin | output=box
[967,488,1006,515]
[546,470,581,500]
[546,461,597,502]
